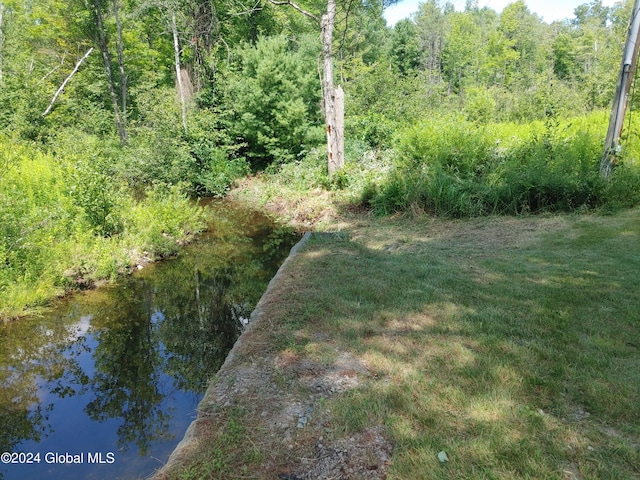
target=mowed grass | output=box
[264,209,639,479]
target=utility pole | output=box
[601,0,640,178]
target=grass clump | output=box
[369,112,640,217]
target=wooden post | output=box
[601,0,640,178]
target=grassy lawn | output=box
[310,210,639,479]
[162,205,639,479]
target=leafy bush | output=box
[221,34,323,169]
[347,114,396,150]
[0,138,206,319]
[121,183,206,259]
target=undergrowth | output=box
[258,111,640,219]
[0,138,206,320]
[369,112,640,216]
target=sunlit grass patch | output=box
[297,208,640,479]
[162,205,639,480]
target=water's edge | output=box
[151,232,312,478]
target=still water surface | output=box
[0,201,298,480]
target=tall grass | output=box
[0,138,206,320]
[369,112,640,216]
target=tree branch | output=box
[268,0,320,23]
[231,0,263,17]
[42,47,94,117]
[39,51,67,84]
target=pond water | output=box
[0,200,298,480]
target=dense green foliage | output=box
[0,138,206,319]
[2,0,640,316]
[222,34,323,168]
[369,113,640,216]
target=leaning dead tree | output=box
[42,48,94,117]
[138,0,195,134]
[601,0,640,178]
[269,0,345,177]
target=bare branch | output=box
[42,47,94,117]
[231,0,263,17]
[268,0,320,22]
[39,51,67,84]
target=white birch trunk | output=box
[42,48,94,117]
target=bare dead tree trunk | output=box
[321,0,344,177]
[171,10,188,134]
[113,0,127,136]
[42,47,94,116]
[269,0,345,177]
[91,0,128,145]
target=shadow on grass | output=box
[261,211,640,479]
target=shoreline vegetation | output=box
[4,110,640,322]
[1,1,640,476]
[0,139,208,321]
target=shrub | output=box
[0,138,206,319]
[221,34,323,169]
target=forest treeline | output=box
[2,0,640,317]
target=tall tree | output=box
[0,1,5,83]
[414,0,447,82]
[88,0,128,145]
[268,0,345,175]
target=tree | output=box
[268,0,364,176]
[390,19,420,76]
[223,34,321,167]
[88,0,128,145]
[442,11,479,93]
[0,1,5,83]
[414,0,447,82]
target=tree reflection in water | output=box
[0,201,297,479]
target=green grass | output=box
[251,208,639,479]
[166,109,640,476]
[160,159,640,478]
[370,112,640,216]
